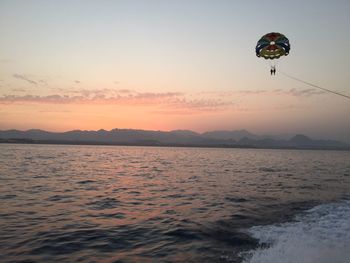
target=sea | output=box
[0,144,349,263]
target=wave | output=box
[243,200,350,263]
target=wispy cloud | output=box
[237,89,269,95]
[38,79,48,85]
[197,88,324,98]
[0,88,234,114]
[118,89,132,93]
[1,86,324,115]
[11,88,26,92]
[286,88,325,97]
[13,74,37,85]
[170,98,234,109]
[152,98,236,115]
[0,91,183,105]
[0,95,78,104]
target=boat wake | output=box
[243,200,350,263]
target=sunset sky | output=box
[1,0,350,142]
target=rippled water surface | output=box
[1,144,350,262]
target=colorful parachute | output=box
[256,32,290,59]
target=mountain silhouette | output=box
[0,128,348,150]
[202,129,259,140]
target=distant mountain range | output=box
[0,129,349,150]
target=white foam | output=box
[243,200,350,263]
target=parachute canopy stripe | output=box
[256,32,290,59]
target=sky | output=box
[0,0,350,142]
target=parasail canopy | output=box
[256,32,290,59]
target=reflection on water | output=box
[0,144,349,262]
